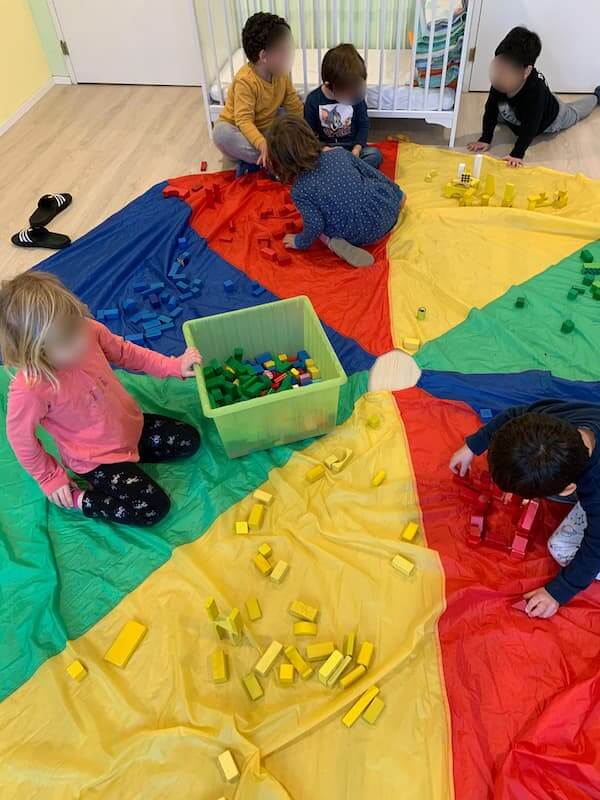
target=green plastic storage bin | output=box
[183,296,347,458]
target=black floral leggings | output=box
[78,414,200,526]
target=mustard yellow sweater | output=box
[219,64,303,149]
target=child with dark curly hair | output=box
[213,12,303,176]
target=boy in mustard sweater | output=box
[213,12,303,176]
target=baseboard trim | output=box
[53,75,72,85]
[0,76,72,136]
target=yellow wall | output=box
[0,0,50,127]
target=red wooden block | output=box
[191,184,204,193]
[511,599,528,613]
[219,235,233,243]
[278,253,291,265]
[163,186,190,200]
[260,208,274,219]
[211,184,222,202]
[260,247,277,261]
[200,160,208,172]
[510,532,529,560]
[278,204,295,217]
[273,227,285,240]
[257,234,271,246]
[467,513,485,546]
[204,195,215,210]
[516,499,540,534]
[228,219,236,232]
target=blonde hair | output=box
[0,271,88,385]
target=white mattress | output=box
[209,47,455,112]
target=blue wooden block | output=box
[123,298,137,314]
[148,293,160,309]
[167,296,178,310]
[168,262,182,279]
[131,309,156,323]
[96,310,106,321]
[223,280,235,294]
[177,236,187,246]
[176,280,189,290]
[159,290,171,302]
[125,333,145,344]
[298,350,311,361]
[142,319,160,330]
[480,408,493,422]
[249,364,263,375]
[192,278,204,287]
[252,286,266,297]
[169,306,183,318]
[190,286,201,296]
[145,328,162,340]
[159,320,175,332]
[158,315,172,325]
[98,308,119,320]
[179,291,193,300]
[133,281,148,293]
[255,352,272,364]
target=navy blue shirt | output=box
[304,86,369,148]
[291,148,403,249]
[466,400,600,605]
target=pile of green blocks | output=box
[203,348,320,408]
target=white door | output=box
[51,0,203,85]
[470,0,600,93]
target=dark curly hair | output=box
[242,12,291,63]
[488,413,589,498]
[495,26,542,68]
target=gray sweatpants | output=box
[213,120,261,164]
[498,94,597,135]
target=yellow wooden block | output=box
[304,358,315,367]
[263,360,275,369]
[289,600,319,623]
[371,470,386,487]
[357,641,374,669]
[248,503,265,530]
[227,608,244,638]
[341,685,380,728]
[339,664,366,689]
[326,654,353,687]
[324,454,339,470]
[330,448,352,474]
[242,671,264,701]
[224,365,236,375]
[279,663,295,685]
[253,553,272,576]
[366,415,380,429]
[502,182,515,207]
[403,337,421,352]
[235,521,249,535]
[318,649,344,685]
[245,597,262,621]
[484,174,495,196]
[258,542,272,558]
[284,645,314,679]
[104,620,147,668]
[270,560,289,584]
[210,649,229,684]
[391,553,415,576]
[66,659,87,682]
[293,621,317,636]
[217,749,240,782]
[253,489,273,506]
[290,367,300,377]
[401,521,419,542]
[343,631,356,658]
[305,464,325,483]
[305,641,335,662]
[277,353,288,362]
[204,596,219,621]
[254,640,283,677]
[362,696,385,724]
[308,366,320,379]
[480,193,490,206]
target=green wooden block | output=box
[279,375,293,391]
[206,375,226,390]
[561,319,574,334]
[581,249,594,264]
[573,286,585,294]
[203,366,215,380]
[233,347,243,361]
[567,288,578,301]
[209,359,223,375]
[582,275,594,286]
[515,296,526,308]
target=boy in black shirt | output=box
[468,27,599,167]
[450,400,600,619]
[304,44,383,169]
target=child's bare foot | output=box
[328,238,374,268]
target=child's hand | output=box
[351,145,362,157]
[48,482,74,508]
[467,141,490,152]
[502,155,524,168]
[179,347,202,378]
[283,234,298,249]
[523,587,559,619]
[449,444,474,476]
[257,140,269,168]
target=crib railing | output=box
[198,0,474,147]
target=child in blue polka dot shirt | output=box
[266,116,405,267]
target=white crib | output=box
[197,0,474,147]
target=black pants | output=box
[78,414,200,526]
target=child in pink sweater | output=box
[1,272,202,526]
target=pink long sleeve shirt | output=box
[6,319,183,495]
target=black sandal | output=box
[29,193,72,227]
[11,226,71,250]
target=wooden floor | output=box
[1,84,599,281]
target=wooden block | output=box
[260,247,277,261]
[253,489,274,506]
[293,621,317,636]
[204,597,219,621]
[341,685,380,728]
[66,659,87,682]
[284,645,314,679]
[217,749,240,782]
[403,337,421,353]
[343,631,356,658]
[210,649,229,684]
[227,608,244,638]
[254,640,283,677]
[324,454,339,470]
[235,521,249,535]
[245,597,262,621]
[270,560,289,584]
[362,696,385,724]
[318,649,344,685]
[357,641,374,669]
[289,600,319,623]
[330,448,352,474]
[257,542,272,558]
[339,664,366,689]
[327,654,353,687]
[306,641,335,662]
[391,553,415,576]
[401,521,419,542]
[242,671,264,701]
[104,620,147,667]
[253,553,272,576]
[371,470,386,487]
[248,503,265,530]
[306,464,326,483]
[279,663,295,686]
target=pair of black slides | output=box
[11,193,73,250]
